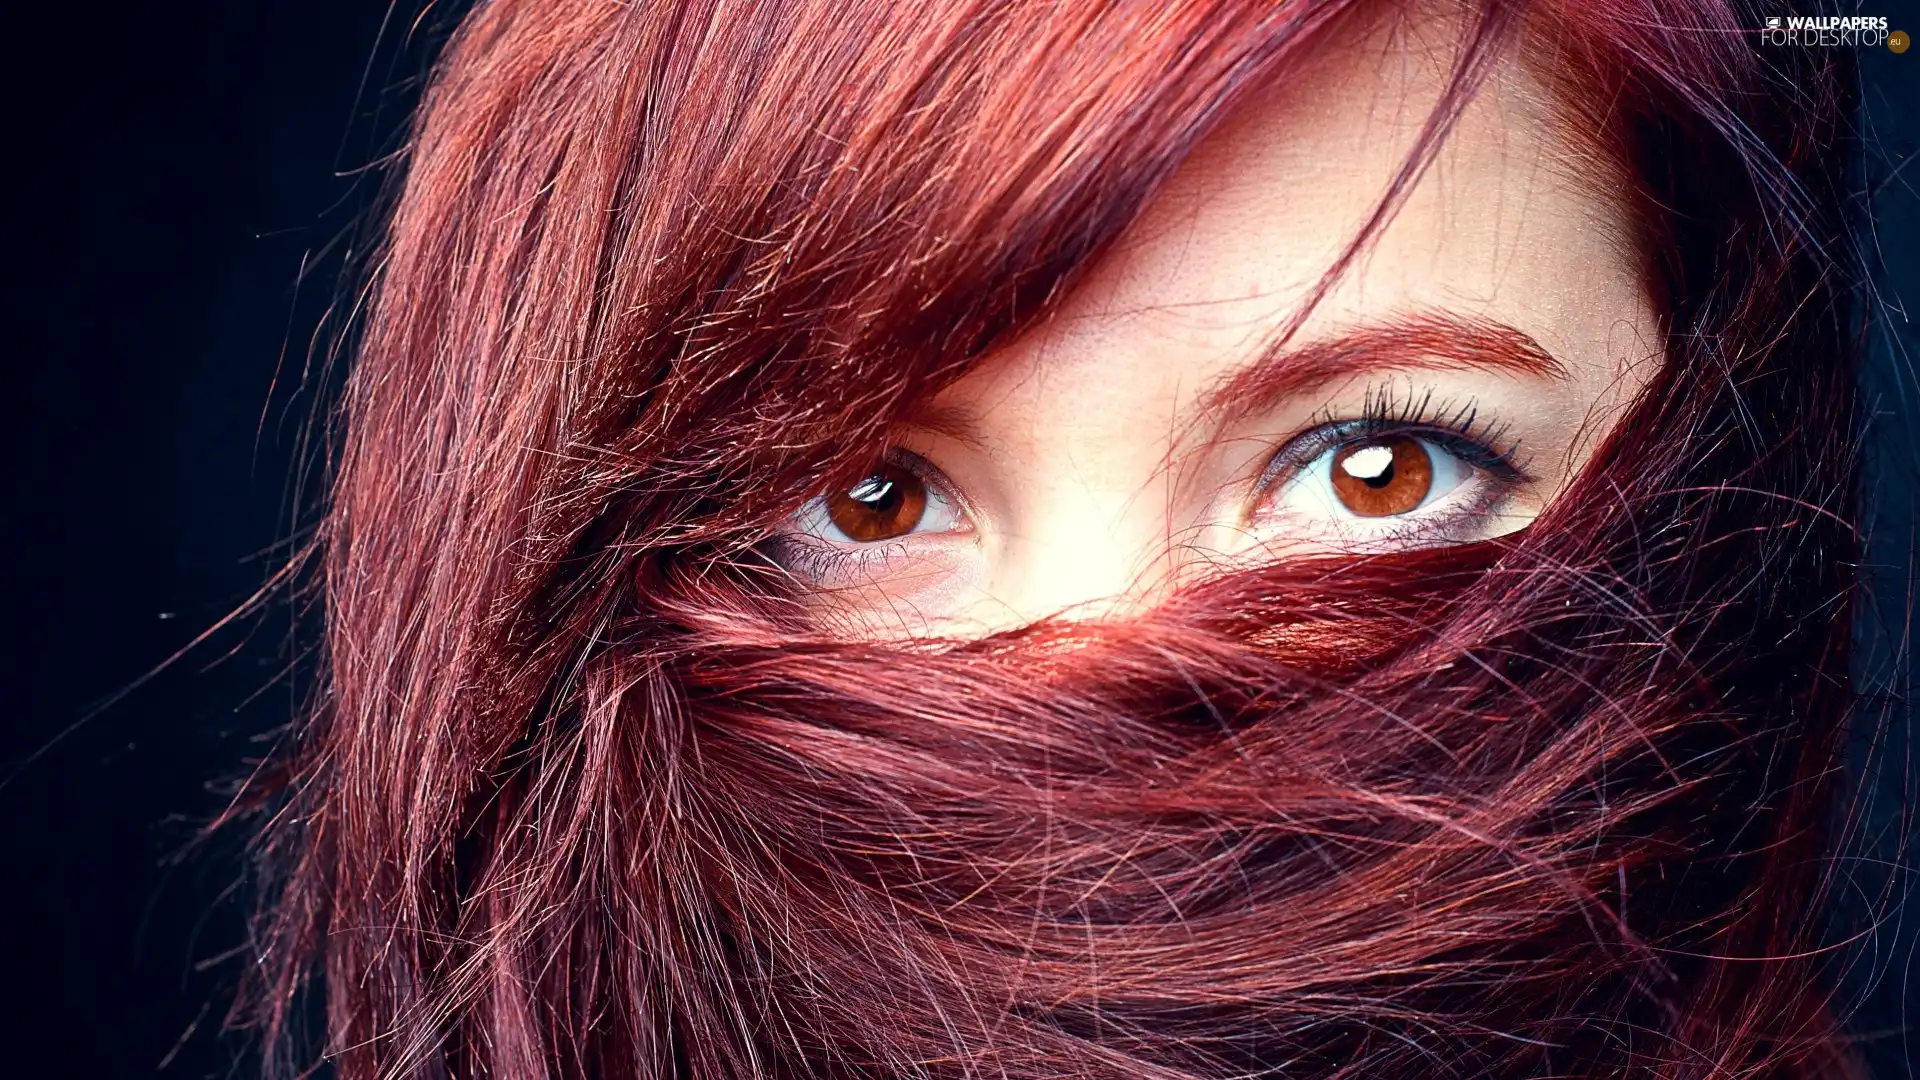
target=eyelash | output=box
[1257,382,1529,494]
[774,533,905,584]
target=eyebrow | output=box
[904,311,1569,448]
[1198,311,1569,427]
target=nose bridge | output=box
[987,464,1180,624]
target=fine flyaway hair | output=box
[231,0,1864,1077]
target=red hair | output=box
[237,1,1862,1076]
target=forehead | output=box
[927,8,1655,438]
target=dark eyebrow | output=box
[1199,311,1569,427]
[904,399,991,450]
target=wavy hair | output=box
[237,0,1863,1076]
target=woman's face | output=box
[775,19,1661,638]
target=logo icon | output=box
[1767,16,1782,28]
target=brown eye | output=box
[1329,435,1434,517]
[825,463,929,541]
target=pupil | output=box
[1329,436,1434,518]
[826,465,928,542]
[849,478,899,509]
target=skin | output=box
[776,13,1662,638]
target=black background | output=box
[1,4,1915,1078]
